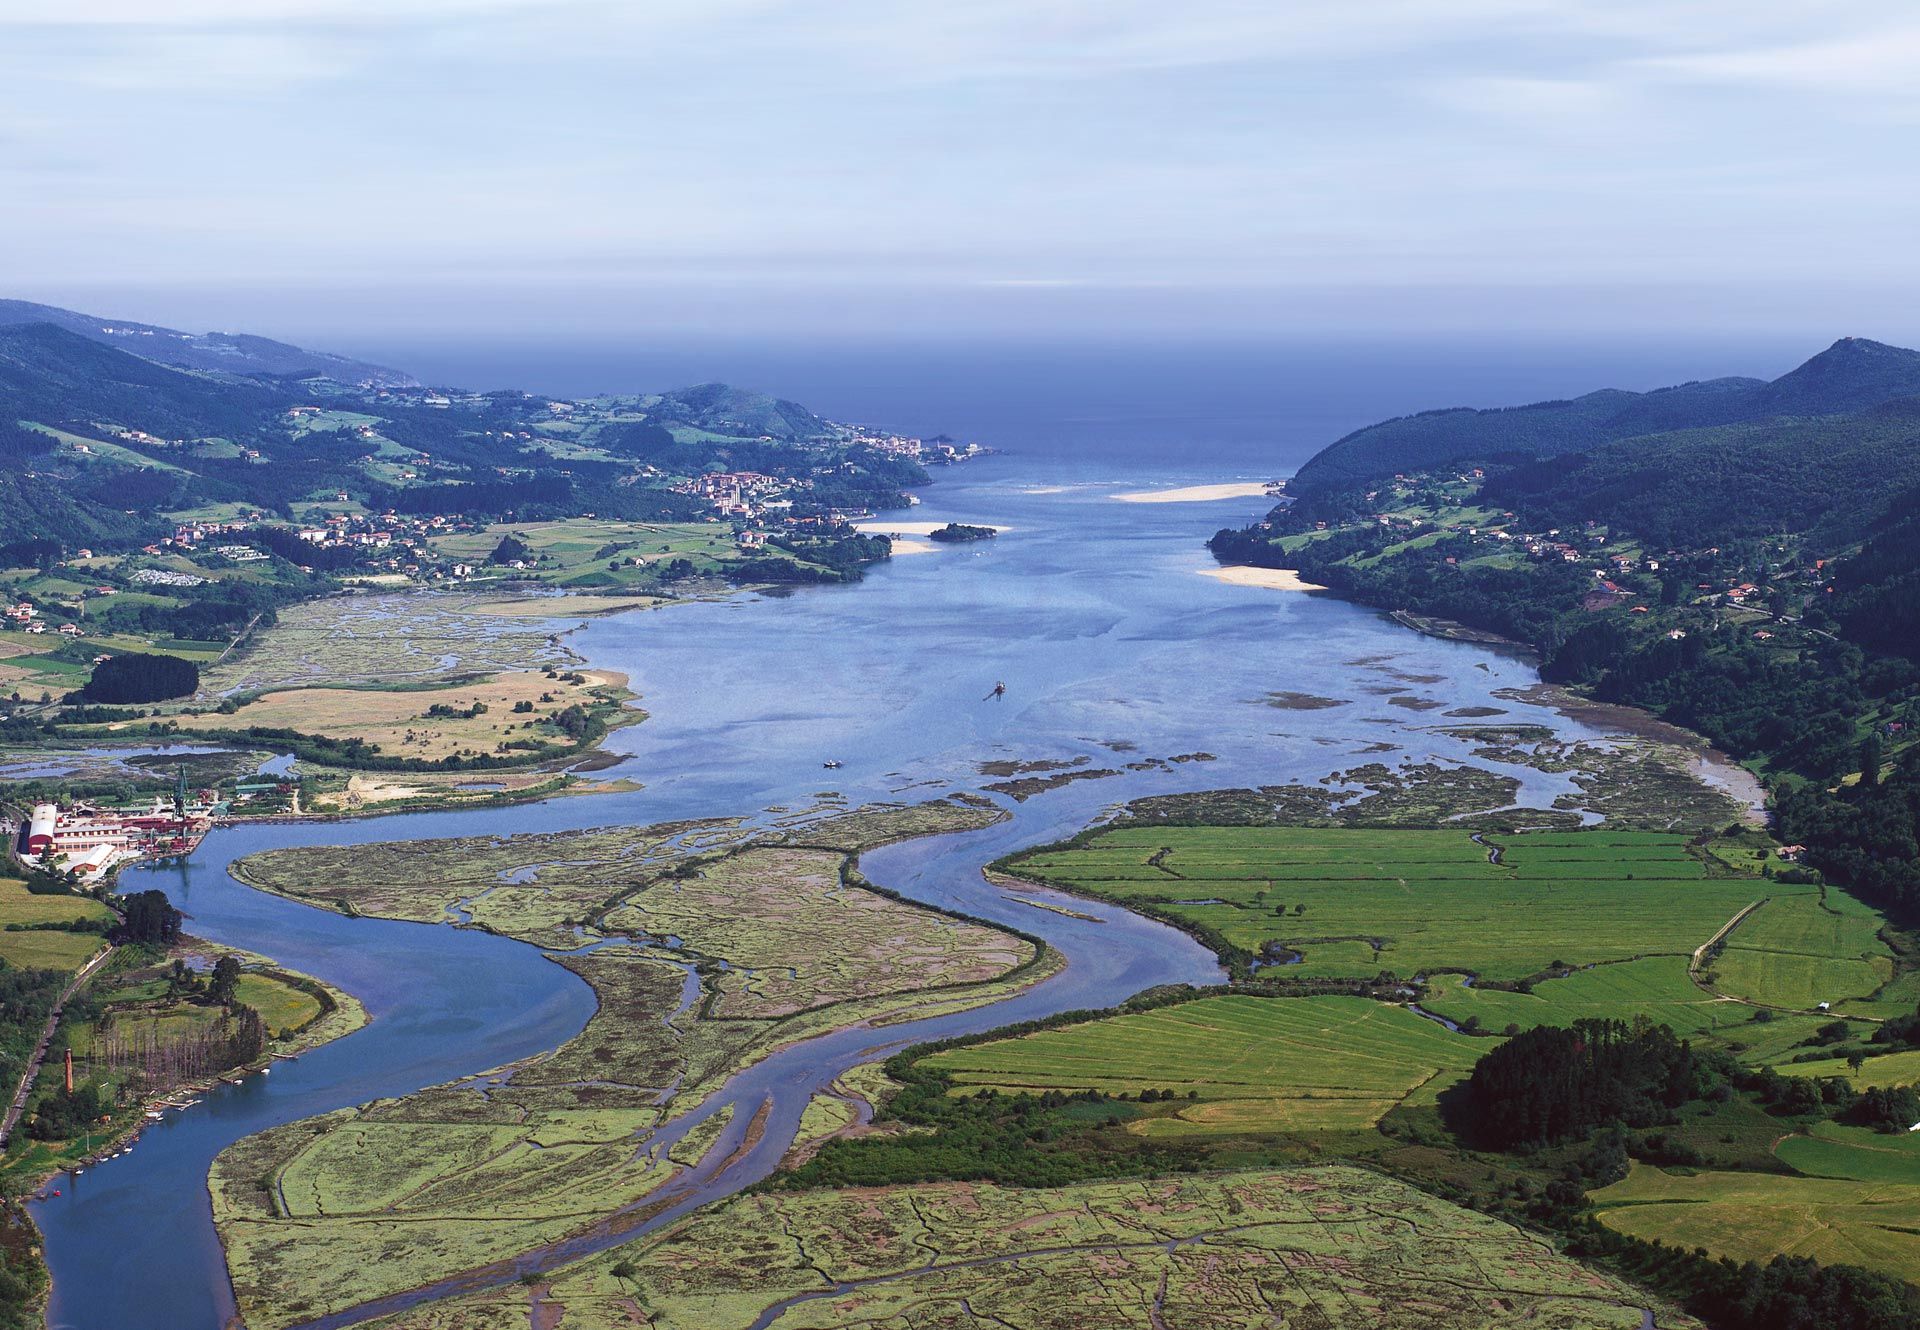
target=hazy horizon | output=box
[8,4,1920,346]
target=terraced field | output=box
[376,1166,1690,1330]
[923,994,1482,1135]
[1008,827,1768,980]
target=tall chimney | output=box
[64,1048,73,1095]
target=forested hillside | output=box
[1214,337,1920,923]
[0,315,921,552]
[1483,399,1920,548]
[1289,337,1920,494]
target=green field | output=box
[1777,1047,1920,1089]
[1424,957,1726,1032]
[427,517,737,589]
[0,930,103,972]
[1709,889,1908,1017]
[1592,1162,1920,1282]
[232,972,324,1035]
[924,994,1483,1135]
[1777,1121,1920,1185]
[1010,827,1767,981]
[1421,956,1848,1060]
[378,1166,1684,1330]
[0,876,112,972]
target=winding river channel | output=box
[33,455,1632,1329]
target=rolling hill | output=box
[1289,337,1920,495]
[0,299,414,387]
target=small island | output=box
[927,522,998,543]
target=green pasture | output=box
[0,878,112,972]
[1710,889,1909,1018]
[429,518,734,587]
[233,972,324,1034]
[1592,1163,1920,1282]
[922,994,1483,1136]
[1777,1121,1920,1185]
[0,930,102,972]
[1011,827,1767,981]
[1777,1048,1920,1089]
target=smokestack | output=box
[64,1048,73,1095]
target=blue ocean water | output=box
[343,335,1816,472]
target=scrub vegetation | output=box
[213,798,1056,1330]
[370,1167,1684,1330]
[197,591,587,695]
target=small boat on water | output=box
[822,760,842,769]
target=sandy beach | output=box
[1198,565,1328,592]
[886,538,937,555]
[1115,482,1275,504]
[853,520,1009,536]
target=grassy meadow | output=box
[1008,826,1768,981]
[925,994,1481,1135]
[0,876,111,972]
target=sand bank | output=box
[1198,565,1328,592]
[1115,482,1275,504]
[886,538,937,555]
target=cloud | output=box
[0,0,573,23]
[1636,25,1920,95]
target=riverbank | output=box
[9,941,368,1201]
[204,800,1076,1329]
[2,933,370,1330]
[33,460,1732,1329]
[1378,609,1767,823]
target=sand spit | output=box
[1115,482,1276,504]
[1199,565,1328,592]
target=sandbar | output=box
[1115,482,1276,504]
[1199,565,1328,592]
[887,538,937,555]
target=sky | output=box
[3,1,1919,345]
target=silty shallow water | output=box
[34,455,1623,1328]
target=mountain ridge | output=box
[1290,337,1920,493]
[0,299,416,387]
